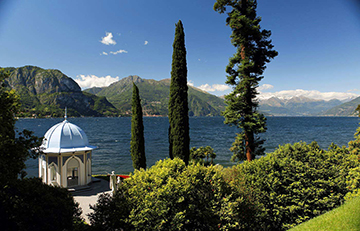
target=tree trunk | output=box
[245,131,254,161]
[242,38,254,161]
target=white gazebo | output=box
[38,113,97,188]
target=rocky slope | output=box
[322,97,360,116]
[2,66,119,117]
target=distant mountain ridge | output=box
[4,66,360,117]
[259,96,344,116]
[2,66,119,117]
[322,97,360,116]
[84,75,226,116]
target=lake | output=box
[17,116,360,177]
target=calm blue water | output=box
[18,116,360,177]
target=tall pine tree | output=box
[168,20,190,165]
[214,0,278,162]
[130,83,146,170]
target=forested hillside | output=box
[85,75,226,116]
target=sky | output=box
[1,0,360,101]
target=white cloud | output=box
[198,83,230,92]
[258,89,359,102]
[75,75,119,89]
[101,32,116,45]
[258,84,274,92]
[110,49,128,55]
[187,80,194,87]
[198,84,212,91]
[101,52,108,56]
[144,41,148,45]
[213,84,231,92]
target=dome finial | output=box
[64,107,67,120]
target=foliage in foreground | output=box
[0,178,84,231]
[226,141,358,230]
[344,128,360,201]
[90,139,360,231]
[89,158,257,231]
[289,196,360,231]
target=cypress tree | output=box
[130,83,146,170]
[214,0,278,162]
[168,20,190,165]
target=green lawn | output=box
[290,196,360,231]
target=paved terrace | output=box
[72,178,111,224]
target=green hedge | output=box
[89,158,256,231]
[1,178,83,231]
[90,140,360,230]
[228,142,358,230]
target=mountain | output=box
[84,75,226,116]
[2,66,119,117]
[322,97,360,116]
[259,96,343,116]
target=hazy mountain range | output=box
[259,96,343,116]
[258,95,360,116]
[2,65,360,117]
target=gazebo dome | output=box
[41,119,96,153]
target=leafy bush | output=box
[89,191,130,231]
[190,146,217,165]
[90,140,360,230]
[229,142,358,230]
[348,126,360,155]
[0,178,83,231]
[344,129,360,201]
[90,158,257,231]
[344,166,360,201]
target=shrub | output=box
[90,158,257,231]
[190,146,217,165]
[344,166,360,201]
[89,191,130,231]
[230,142,357,230]
[344,129,360,201]
[0,178,83,231]
[348,126,360,155]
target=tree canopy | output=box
[214,0,278,162]
[168,20,190,164]
[130,83,146,170]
